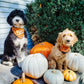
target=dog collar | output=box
[12,26,24,39]
[59,45,70,54]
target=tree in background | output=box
[25,0,84,55]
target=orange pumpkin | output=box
[13,73,33,84]
[30,41,53,58]
[60,45,70,53]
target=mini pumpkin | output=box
[66,52,84,73]
[13,73,33,84]
[43,69,64,84]
[29,41,53,58]
[63,70,77,81]
[21,53,48,79]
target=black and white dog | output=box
[1,9,28,67]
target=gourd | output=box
[63,70,77,81]
[30,41,53,58]
[66,52,84,73]
[43,69,64,84]
[21,53,48,79]
[13,73,33,84]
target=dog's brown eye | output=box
[70,34,72,37]
[63,34,66,37]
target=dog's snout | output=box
[67,40,70,42]
[16,19,19,22]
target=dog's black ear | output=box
[7,10,16,26]
[7,15,13,25]
[7,9,18,25]
[24,15,28,25]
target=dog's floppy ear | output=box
[71,32,78,47]
[7,14,13,25]
[65,28,69,31]
[7,10,16,25]
[20,10,28,25]
[24,15,28,25]
[56,32,63,45]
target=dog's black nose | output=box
[67,40,70,42]
[16,19,19,22]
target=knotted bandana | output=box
[12,27,24,39]
[59,45,70,54]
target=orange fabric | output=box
[12,27,24,39]
[60,45,70,53]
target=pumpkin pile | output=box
[13,41,80,84]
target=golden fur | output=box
[48,29,78,71]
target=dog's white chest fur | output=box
[14,36,27,50]
[13,36,27,67]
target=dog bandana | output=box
[12,27,24,39]
[59,45,70,54]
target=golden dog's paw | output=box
[48,60,56,69]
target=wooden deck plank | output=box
[0,64,81,84]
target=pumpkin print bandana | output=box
[60,45,70,53]
[12,26,24,39]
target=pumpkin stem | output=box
[68,71,71,73]
[21,72,25,83]
[52,70,55,73]
[75,54,77,56]
[40,43,43,45]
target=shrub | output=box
[25,0,84,55]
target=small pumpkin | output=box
[13,73,33,84]
[63,70,77,81]
[66,52,84,73]
[29,41,53,58]
[21,53,48,79]
[43,69,64,84]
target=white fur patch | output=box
[12,16,24,28]
[13,35,27,67]
[2,61,13,66]
[14,35,27,50]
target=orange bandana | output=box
[60,45,70,53]
[12,27,24,39]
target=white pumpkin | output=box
[21,53,48,79]
[66,52,84,73]
[43,69,64,84]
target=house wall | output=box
[0,0,34,54]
